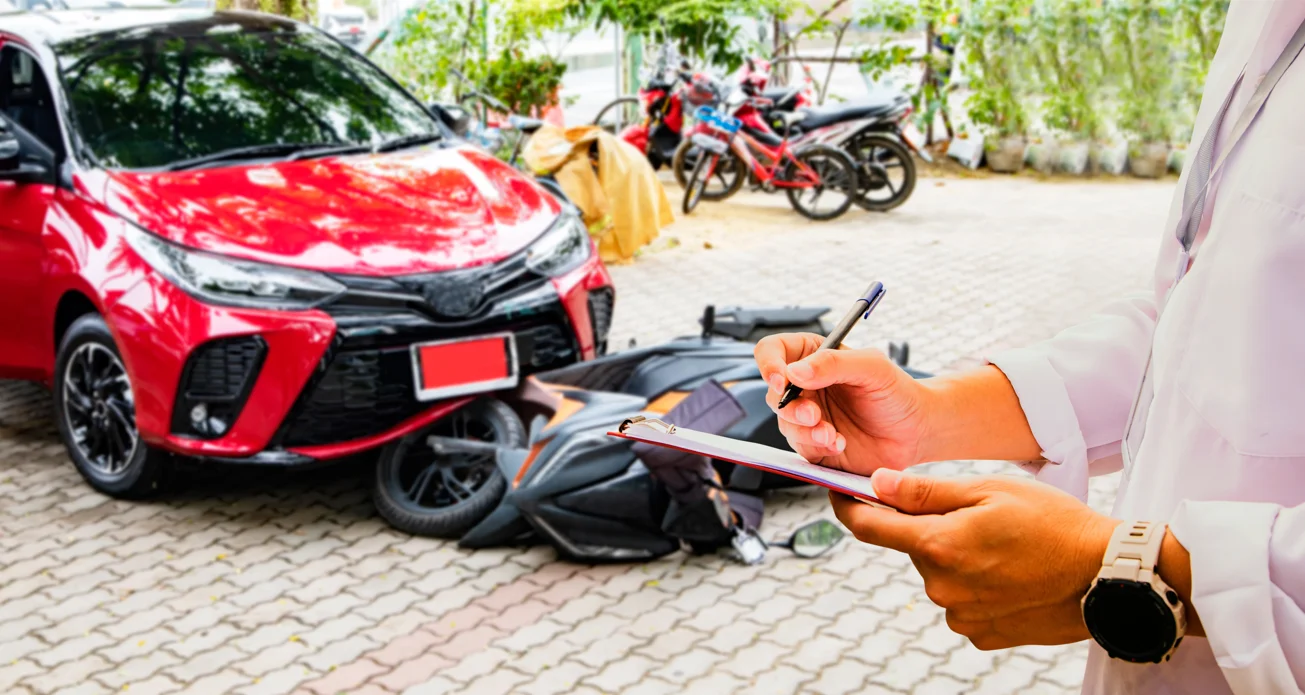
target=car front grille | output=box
[587,287,614,356]
[279,321,577,448]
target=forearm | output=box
[915,365,1043,464]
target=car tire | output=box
[373,398,524,538]
[53,314,172,499]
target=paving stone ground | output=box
[0,175,1174,695]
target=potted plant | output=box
[1031,0,1106,175]
[1106,0,1179,178]
[961,0,1034,173]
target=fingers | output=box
[870,470,993,515]
[785,347,900,391]
[830,491,934,555]
[754,333,824,395]
[776,416,845,461]
[764,388,824,427]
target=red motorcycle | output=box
[592,46,697,170]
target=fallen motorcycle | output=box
[371,306,927,563]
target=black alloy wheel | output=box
[846,133,917,211]
[373,398,524,538]
[54,314,172,498]
[592,96,641,136]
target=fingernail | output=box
[813,428,829,445]
[872,469,901,498]
[799,402,819,426]
[768,374,785,394]
[788,361,814,382]
[834,434,846,453]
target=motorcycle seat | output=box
[794,92,908,130]
[761,86,802,110]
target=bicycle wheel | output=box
[682,152,719,215]
[846,134,917,211]
[672,138,745,201]
[593,97,641,135]
[783,144,857,221]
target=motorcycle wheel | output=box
[372,398,524,538]
[682,151,718,215]
[671,139,745,201]
[592,97,641,135]
[784,144,857,221]
[846,134,917,211]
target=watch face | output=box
[1083,580,1179,663]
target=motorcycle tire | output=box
[682,151,718,215]
[373,398,524,538]
[671,139,745,202]
[784,144,857,221]
[592,96,641,135]
[846,133,917,212]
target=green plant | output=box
[961,0,1035,141]
[479,50,568,116]
[574,0,783,70]
[1105,0,1180,146]
[1030,0,1106,141]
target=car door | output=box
[0,44,57,379]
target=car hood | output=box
[101,144,562,276]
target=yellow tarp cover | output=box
[524,124,674,264]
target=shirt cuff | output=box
[1170,500,1299,693]
[987,347,1090,500]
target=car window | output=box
[54,22,439,169]
[0,47,64,158]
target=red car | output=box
[0,10,613,505]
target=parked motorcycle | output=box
[592,44,698,170]
[371,306,927,563]
[673,60,925,212]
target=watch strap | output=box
[1100,520,1165,582]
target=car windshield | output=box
[54,17,440,170]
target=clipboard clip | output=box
[618,416,677,435]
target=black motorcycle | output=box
[371,306,926,562]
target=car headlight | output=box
[123,224,346,310]
[526,212,592,277]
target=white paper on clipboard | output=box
[609,417,897,511]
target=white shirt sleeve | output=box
[986,292,1158,500]
[1171,500,1305,693]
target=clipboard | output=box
[609,416,897,511]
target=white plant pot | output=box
[985,136,1026,174]
[1026,140,1059,174]
[947,134,985,170]
[1057,141,1090,175]
[1094,141,1129,176]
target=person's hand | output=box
[832,469,1120,649]
[754,333,931,475]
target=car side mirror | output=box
[0,121,54,184]
[429,103,471,138]
[0,130,20,171]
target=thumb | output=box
[871,470,988,515]
[785,348,898,391]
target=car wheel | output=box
[53,314,172,499]
[373,398,524,538]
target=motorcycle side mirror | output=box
[784,519,845,558]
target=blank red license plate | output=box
[410,333,519,401]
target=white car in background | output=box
[321,6,369,48]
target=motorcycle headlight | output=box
[123,224,346,310]
[526,212,591,277]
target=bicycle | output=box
[681,91,857,221]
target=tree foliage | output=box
[571,0,783,70]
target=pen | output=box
[777,281,886,410]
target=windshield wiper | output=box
[371,133,443,154]
[286,143,373,161]
[163,142,339,171]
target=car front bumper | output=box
[107,244,613,462]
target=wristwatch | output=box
[1081,520,1187,663]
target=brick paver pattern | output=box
[0,177,1173,694]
